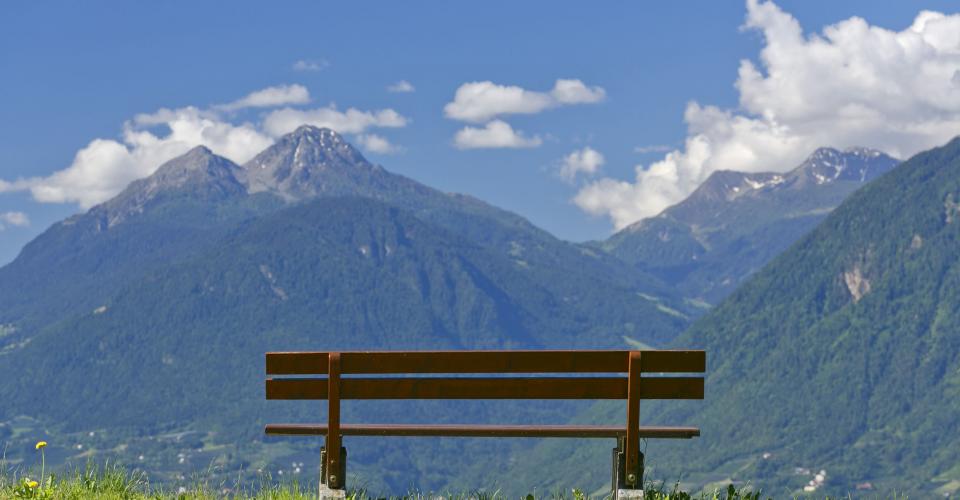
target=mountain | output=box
[0,126,689,492]
[1,126,684,341]
[0,146,279,330]
[603,147,899,304]
[240,126,668,308]
[516,137,960,496]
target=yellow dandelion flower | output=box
[26,480,39,488]
[35,441,47,449]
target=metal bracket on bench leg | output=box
[612,437,644,500]
[319,446,347,499]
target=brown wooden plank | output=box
[640,377,704,399]
[266,376,702,400]
[267,352,328,375]
[266,378,328,399]
[265,423,700,439]
[266,350,705,375]
[345,377,628,399]
[641,350,705,373]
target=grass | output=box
[0,460,915,500]
[0,446,905,500]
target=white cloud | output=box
[217,84,311,111]
[0,211,29,230]
[634,144,673,154]
[355,134,402,154]
[559,147,605,182]
[577,0,960,230]
[387,80,415,93]
[444,79,606,123]
[551,79,606,104]
[0,85,408,209]
[453,120,542,149]
[262,106,407,137]
[23,107,274,208]
[292,59,329,72]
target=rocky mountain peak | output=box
[796,146,898,185]
[241,125,373,198]
[151,146,239,182]
[87,147,246,229]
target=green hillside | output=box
[511,137,960,497]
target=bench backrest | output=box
[266,350,704,400]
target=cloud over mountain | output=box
[355,134,403,154]
[0,86,408,209]
[576,0,960,230]
[262,106,407,137]
[0,211,29,230]
[216,84,311,111]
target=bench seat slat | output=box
[266,350,706,375]
[266,376,703,400]
[264,423,700,439]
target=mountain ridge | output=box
[603,146,900,303]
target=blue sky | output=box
[2,1,960,264]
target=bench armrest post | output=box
[325,352,343,489]
[625,351,643,488]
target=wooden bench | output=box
[264,350,705,494]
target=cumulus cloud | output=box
[217,84,311,111]
[24,107,275,208]
[1,86,408,209]
[262,106,407,137]
[292,59,329,72]
[387,80,415,93]
[559,147,605,182]
[0,211,29,230]
[551,79,606,104]
[576,0,960,230]
[444,79,605,123]
[453,120,542,149]
[355,134,403,154]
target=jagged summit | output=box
[681,170,785,206]
[607,144,901,303]
[796,146,897,185]
[241,125,375,199]
[149,145,240,184]
[183,144,213,156]
[86,146,245,228]
[667,146,899,211]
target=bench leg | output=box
[319,446,347,496]
[612,437,644,500]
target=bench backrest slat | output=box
[266,376,703,400]
[266,350,705,375]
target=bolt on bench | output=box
[264,350,705,496]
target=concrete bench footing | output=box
[319,483,346,500]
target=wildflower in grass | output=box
[36,439,47,488]
[26,479,38,488]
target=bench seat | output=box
[265,423,700,439]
